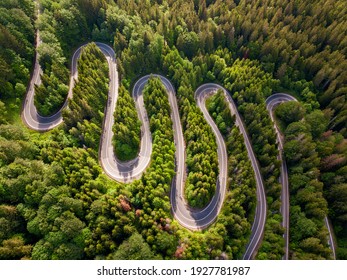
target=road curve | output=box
[266,93,296,260]
[266,93,336,260]
[169,83,228,230]
[129,75,229,231]
[193,84,268,260]
[22,42,111,130]
[100,68,153,182]
[197,84,267,260]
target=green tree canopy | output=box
[111,232,155,260]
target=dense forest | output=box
[112,85,141,161]
[0,0,346,260]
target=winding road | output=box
[23,19,267,256]
[20,0,339,262]
[196,85,267,259]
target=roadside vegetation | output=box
[34,0,89,116]
[165,55,219,209]
[0,0,35,117]
[63,43,109,150]
[206,90,257,259]
[112,85,141,161]
[275,103,333,259]
[0,0,346,260]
